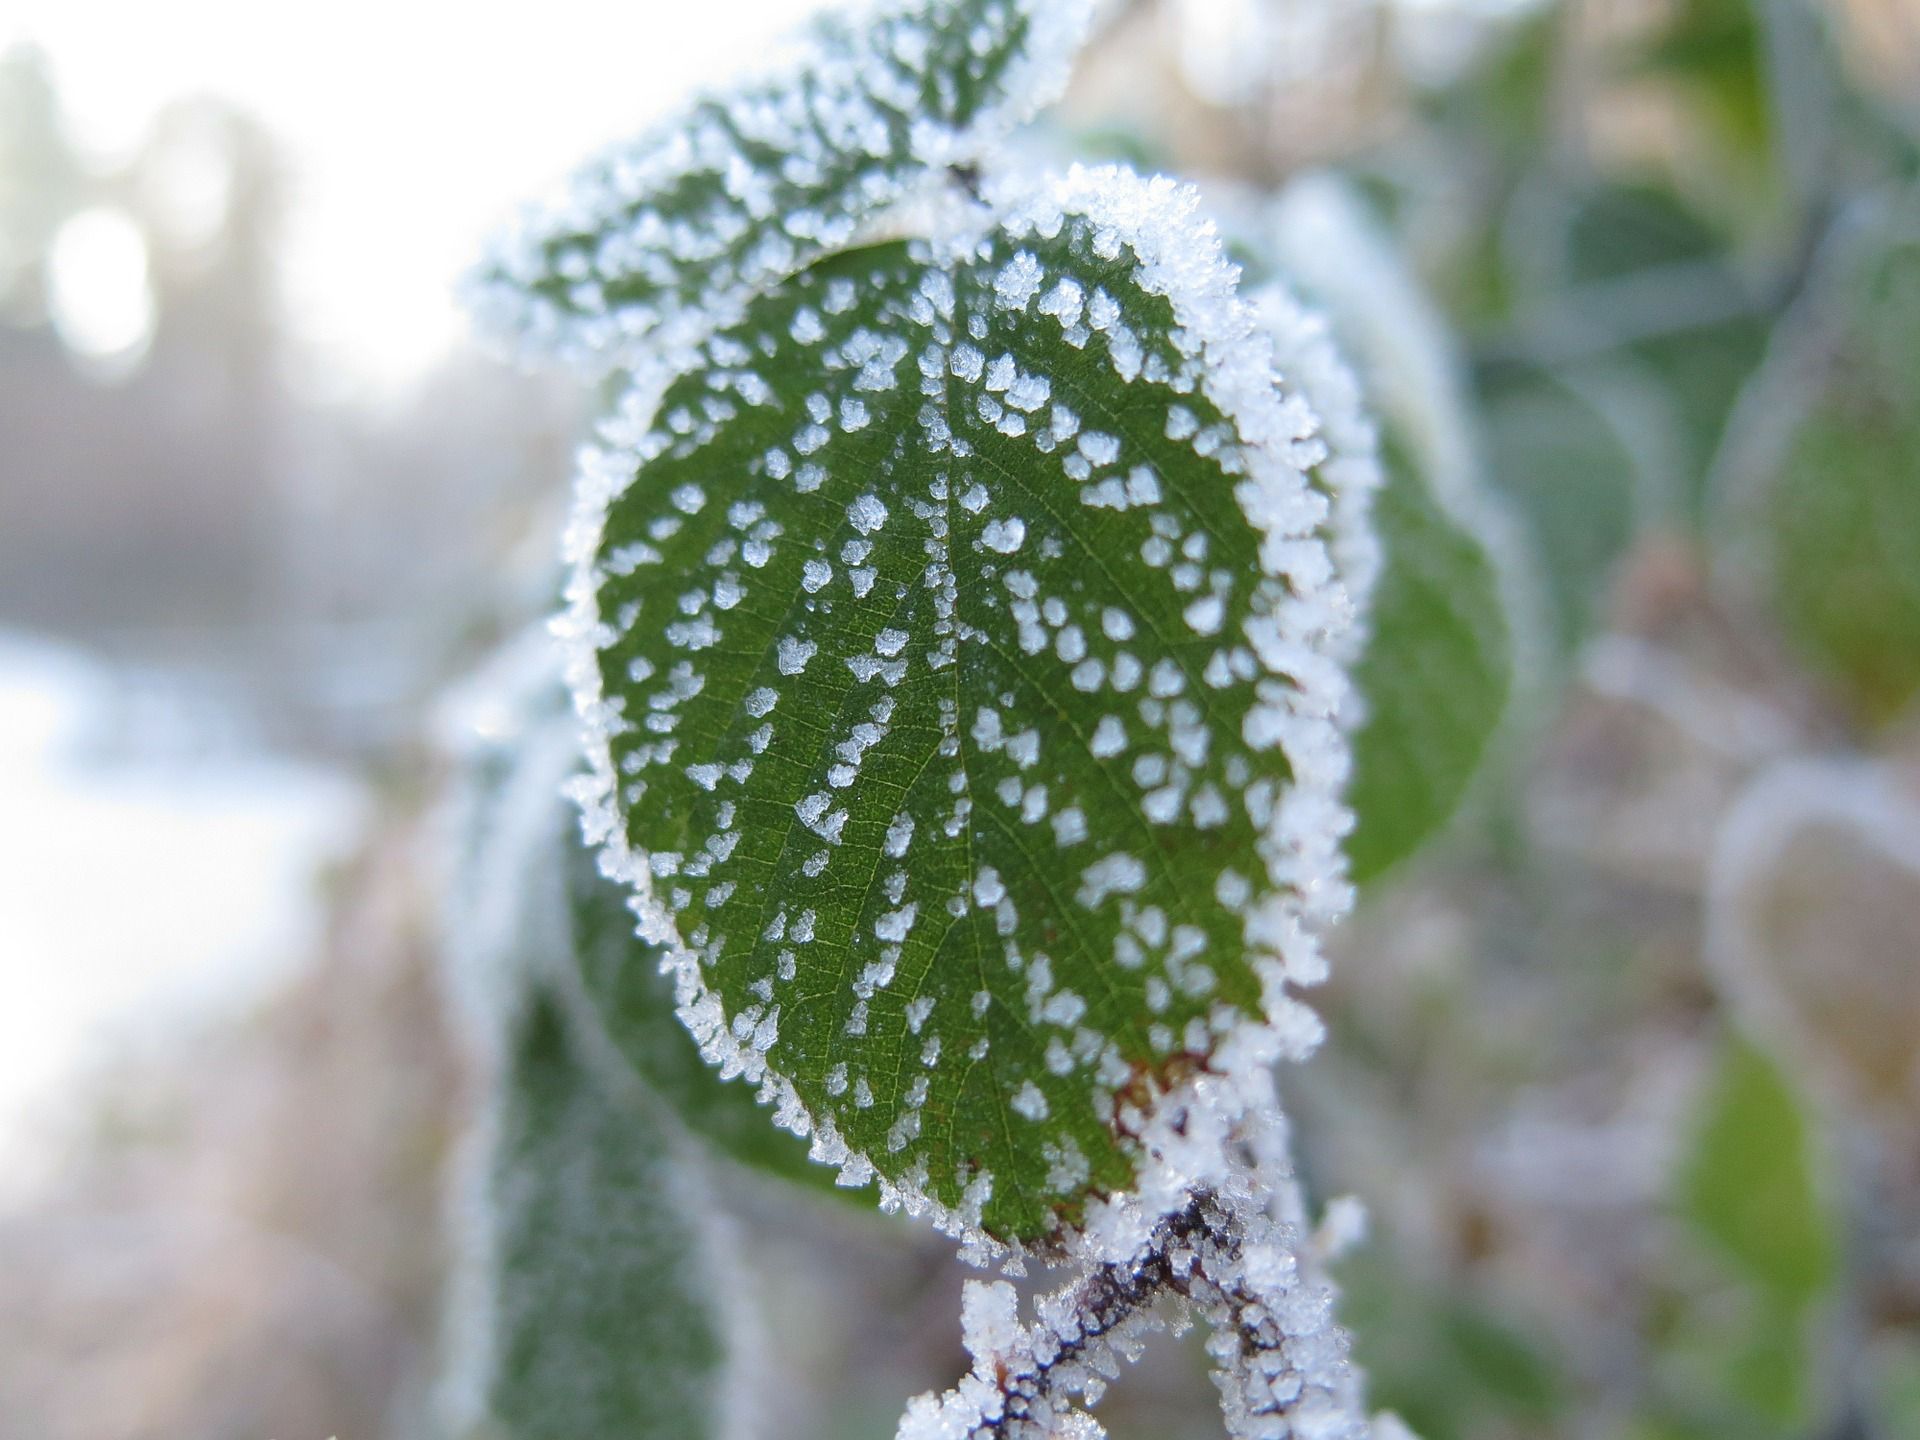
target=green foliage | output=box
[470,991,732,1440]
[1345,433,1512,883]
[1752,194,1920,728]
[1264,177,1519,878]
[579,202,1333,1240]
[1337,1249,1568,1440]
[1477,361,1639,655]
[1665,1030,1837,1431]
[442,643,846,1197]
[1678,1031,1835,1312]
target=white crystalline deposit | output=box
[1251,283,1382,679]
[469,0,1094,374]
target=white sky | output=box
[6,0,822,394]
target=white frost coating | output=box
[468,0,1097,376]
[848,493,891,534]
[1249,281,1381,679]
[777,636,819,674]
[555,163,1372,1440]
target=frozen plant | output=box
[443,1,1518,1436]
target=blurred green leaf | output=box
[1337,1247,1568,1440]
[1743,191,1920,727]
[1633,0,1771,162]
[470,991,733,1440]
[1263,176,1519,879]
[1678,1031,1835,1313]
[1478,361,1638,655]
[1346,431,1513,883]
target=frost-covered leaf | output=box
[1714,188,1920,728]
[445,989,741,1440]
[1265,176,1520,881]
[470,0,1093,373]
[565,166,1354,1244]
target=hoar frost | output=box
[470,4,1393,1436]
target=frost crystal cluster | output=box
[461,1,1424,1436]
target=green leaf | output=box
[1651,1032,1837,1433]
[1344,433,1512,883]
[1724,189,1920,727]
[469,0,1091,371]
[1677,1031,1835,1313]
[1264,177,1518,879]
[456,989,736,1440]
[567,169,1355,1243]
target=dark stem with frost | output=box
[948,1184,1362,1440]
[971,1197,1212,1436]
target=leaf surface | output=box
[441,640,847,1195]
[567,169,1350,1242]
[1344,435,1512,883]
[1678,1032,1834,1313]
